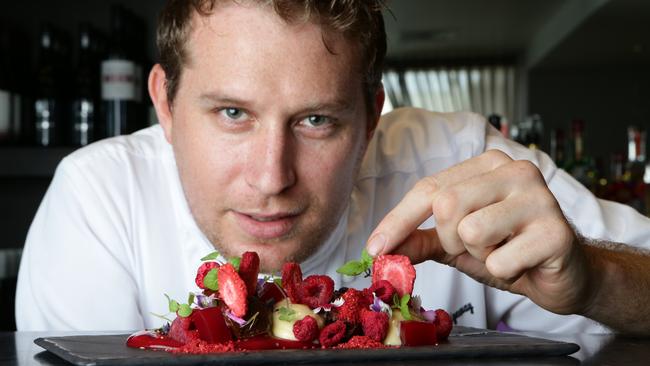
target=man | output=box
[16,0,650,335]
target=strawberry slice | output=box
[371,254,416,297]
[239,251,260,296]
[281,262,303,303]
[218,263,248,317]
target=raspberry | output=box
[368,280,396,303]
[293,315,319,342]
[360,309,389,342]
[168,316,200,344]
[434,309,453,340]
[372,254,416,297]
[218,263,248,317]
[239,252,260,296]
[281,262,303,303]
[298,275,335,309]
[195,262,219,290]
[335,288,370,324]
[319,320,346,347]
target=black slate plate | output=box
[34,327,580,366]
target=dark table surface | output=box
[2,330,649,366]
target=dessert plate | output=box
[34,326,579,365]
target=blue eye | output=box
[304,115,330,127]
[223,108,244,119]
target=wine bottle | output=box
[71,24,100,146]
[101,5,138,137]
[34,24,65,147]
[0,23,11,143]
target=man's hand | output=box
[365,150,595,316]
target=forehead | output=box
[182,3,364,101]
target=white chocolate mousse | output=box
[383,311,406,346]
[271,301,325,340]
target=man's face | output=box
[163,4,378,271]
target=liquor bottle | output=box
[0,23,11,143]
[564,119,596,191]
[71,24,100,146]
[101,5,138,137]
[34,24,66,147]
[550,129,566,167]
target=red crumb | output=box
[336,335,387,349]
[171,339,235,354]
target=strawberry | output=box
[360,309,389,342]
[319,320,346,347]
[218,263,248,317]
[368,280,395,303]
[293,315,319,342]
[195,262,219,290]
[281,262,303,303]
[238,251,260,296]
[298,275,335,309]
[371,254,415,297]
[433,309,453,340]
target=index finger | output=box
[365,149,512,256]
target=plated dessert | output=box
[127,250,452,353]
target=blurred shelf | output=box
[0,147,76,178]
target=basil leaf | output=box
[336,260,365,276]
[200,251,221,261]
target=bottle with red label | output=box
[101,5,139,138]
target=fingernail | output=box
[367,233,387,256]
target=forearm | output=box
[581,241,650,336]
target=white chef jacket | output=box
[15,108,650,332]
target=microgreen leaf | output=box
[392,293,401,308]
[361,249,374,267]
[400,294,412,320]
[178,303,193,317]
[201,251,221,261]
[278,307,296,322]
[203,268,219,291]
[336,260,365,276]
[274,277,283,287]
[165,293,180,313]
[229,257,241,271]
[187,293,195,306]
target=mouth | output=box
[232,210,302,240]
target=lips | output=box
[233,211,300,240]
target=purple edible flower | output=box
[195,294,215,309]
[225,310,247,326]
[422,309,437,323]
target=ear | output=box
[148,64,173,144]
[366,84,385,140]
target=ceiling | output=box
[383,0,650,70]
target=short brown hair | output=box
[156,0,386,113]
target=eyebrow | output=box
[198,92,355,114]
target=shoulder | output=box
[56,125,172,182]
[360,108,488,179]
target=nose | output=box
[245,123,296,196]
